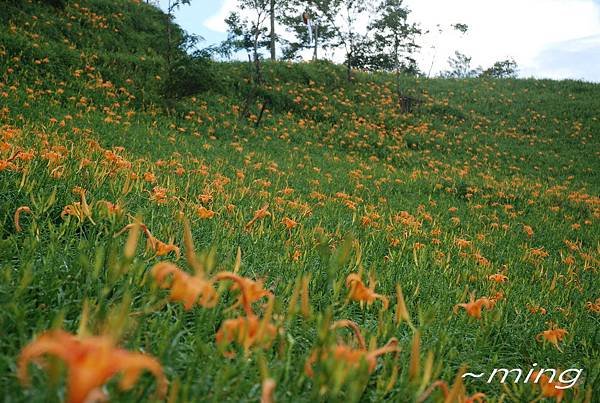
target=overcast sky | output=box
[158,0,600,82]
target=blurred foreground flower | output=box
[152,262,218,310]
[531,371,566,402]
[261,378,276,403]
[151,217,217,309]
[418,368,485,403]
[304,320,398,378]
[215,272,272,314]
[214,272,276,356]
[216,294,277,356]
[18,330,167,403]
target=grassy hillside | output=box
[1,0,599,402]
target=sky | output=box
[157,0,600,82]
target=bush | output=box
[481,59,518,79]
[163,53,219,100]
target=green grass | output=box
[0,0,599,402]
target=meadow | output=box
[0,0,599,402]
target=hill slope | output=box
[1,1,599,401]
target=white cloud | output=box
[203,0,238,33]
[405,0,600,77]
[523,34,600,81]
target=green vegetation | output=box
[1,1,598,402]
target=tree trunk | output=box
[346,48,352,82]
[166,0,172,66]
[253,33,262,84]
[269,0,276,60]
[394,34,400,95]
[346,6,352,82]
[312,23,318,60]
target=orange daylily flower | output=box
[488,273,508,283]
[536,327,568,351]
[61,187,95,225]
[197,193,213,204]
[149,186,168,204]
[143,171,156,183]
[216,312,277,356]
[304,320,398,378]
[151,262,218,310]
[563,239,579,251]
[0,159,16,171]
[150,236,181,258]
[531,371,567,402]
[97,200,123,216]
[472,252,490,267]
[279,187,294,196]
[413,242,425,250]
[150,217,217,309]
[418,368,485,403]
[454,294,496,319]
[527,304,547,315]
[18,330,167,403]
[0,150,21,171]
[245,204,270,229]
[281,216,298,230]
[215,295,277,356]
[526,247,549,265]
[585,298,600,314]
[212,267,275,355]
[14,206,31,232]
[291,249,302,261]
[261,378,276,403]
[345,272,389,310]
[562,254,576,266]
[214,272,272,315]
[116,223,180,259]
[197,205,216,219]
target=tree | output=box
[269,0,276,59]
[221,0,271,83]
[164,0,192,65]
[281,0,366,79]
[42,0,67,8]
[426,22,468,78]
[220,0,274,127]
[481,58,518,78]
[337,0,366,81]
[442,51,482,78]
[365,0,421,78]
[162,35,217,101]
[451,23,469,34]
[278,0,338,61]
[220,13,255,59]
[301,0,366,81]
[159,0,207,107]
